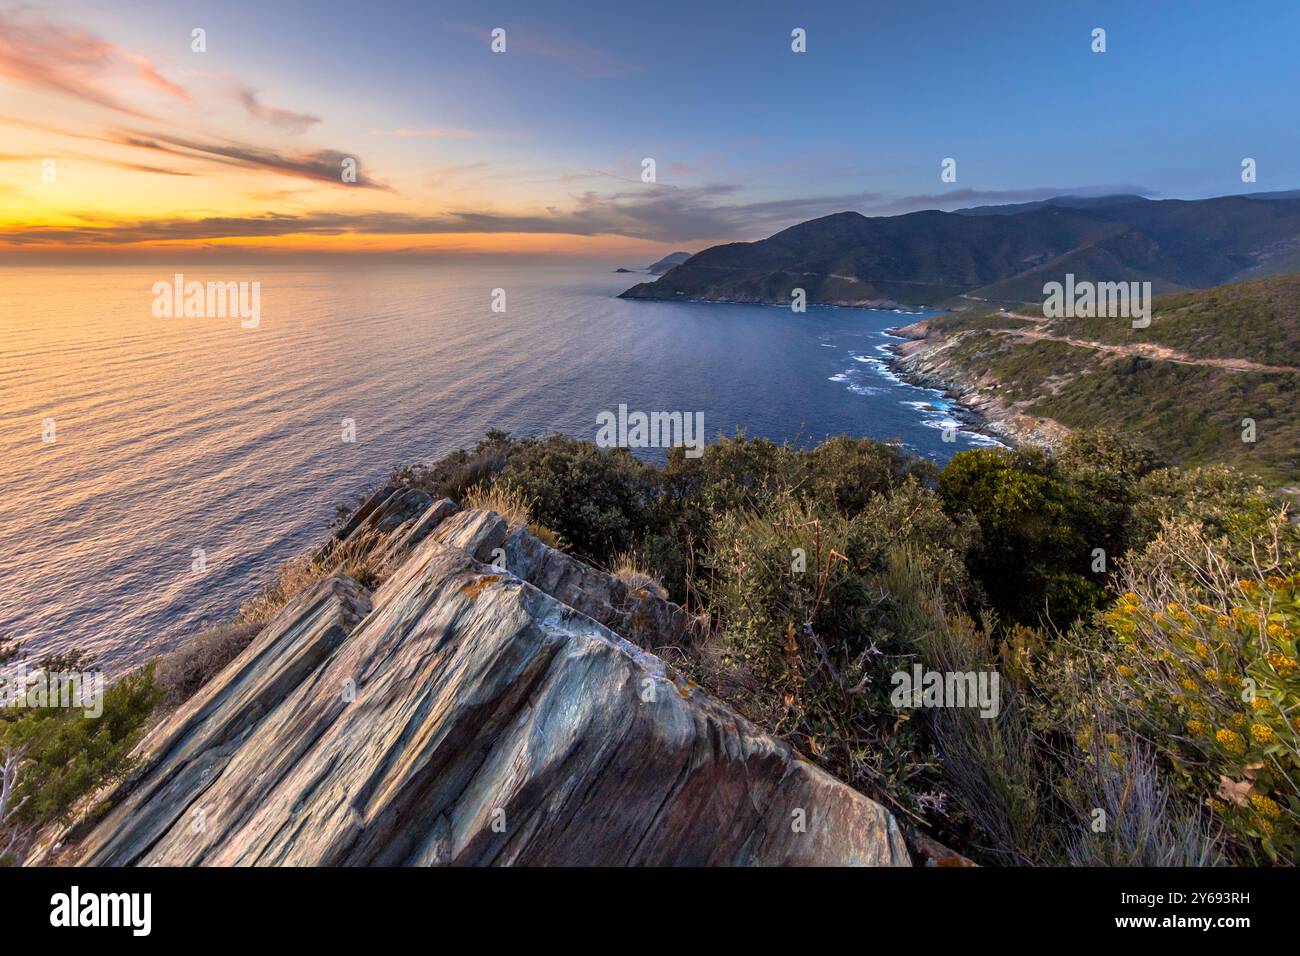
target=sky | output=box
[2,0,1298,260]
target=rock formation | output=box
[37,491,911,867]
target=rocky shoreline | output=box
[883,317,1069,450]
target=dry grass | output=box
[155,621,260,711]
[1065,731,1224,866]
[147,530,395,712]
[463,481,532,528]
[235,530,391,630]
[611,550,668,600]
[463,481,565,550]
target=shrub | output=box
[937,447,1106,627]
[498,435,658,564]
[800,435,934,514]
[1103,516,1300,862]
[391,428,515,502]
[700,491,970,817]
[1130,464,1277,557]
[1,662,161,864]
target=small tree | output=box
[0,745,31,864]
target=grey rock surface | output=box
[51,498,910,867]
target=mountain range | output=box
[619,193,1300,308]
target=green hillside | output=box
[1037,273,1300,367]
[900,276,1300,486]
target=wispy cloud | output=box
[107,129,389,189]
[123,52,190,100]
[0,186,873,246]
[0,11,187,119]
[236,85,320,133]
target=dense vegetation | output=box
[5,425,1295,867]
[0,642,160,865]
[395,427,1298,864]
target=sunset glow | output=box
[7,2,1297,261]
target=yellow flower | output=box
[1186,719,1208,736]
[1267,623,1285,639]
[1194,604,1216,617]
[1215,729,1247,754]
[1259,819,1275,835]
[1117,664,1134,678]
[1267,653,1298,675]
[1181,678,1197,693]
[1239,579,1258,595]
[1250,724,1277,745]
[1221,673,1242,688]
[1205,668,1218,681]
[1216,615,1232,628]
[1250,795,1280,818]
[1229,713,1248,729]
[1195,642,1210,658]
[1250,697,1270,712]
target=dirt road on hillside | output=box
[1000,312,1299,374]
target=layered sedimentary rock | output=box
[47,495,910,867]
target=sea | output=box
[0,263,998,670]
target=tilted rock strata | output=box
[52,497,910,866]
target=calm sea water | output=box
[0,264,997,671]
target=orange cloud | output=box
[0,12,188,118]
[123,52,190,100]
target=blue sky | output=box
[5,0,1298,256]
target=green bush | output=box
[937,446,1107,627]
[1,661,160,864]
[699,488,971,815]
